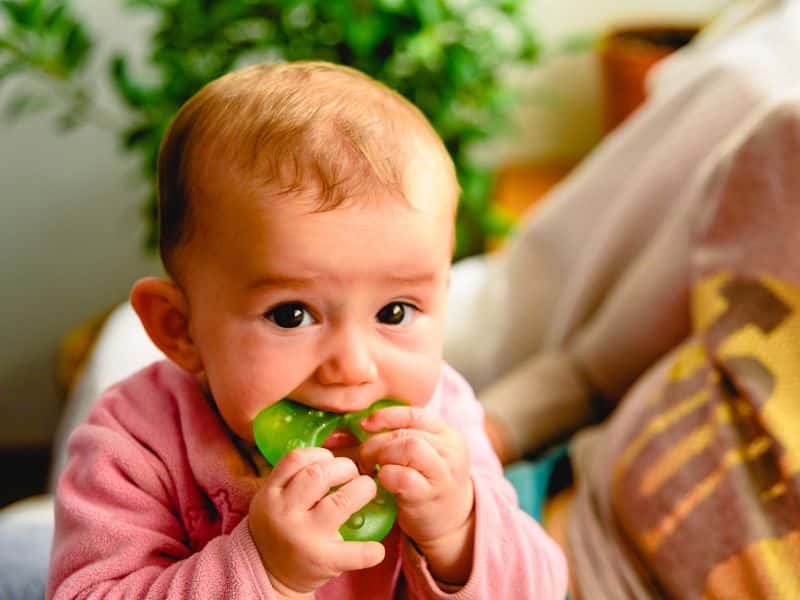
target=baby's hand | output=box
[248,447,385,597]
[359,407,475,585]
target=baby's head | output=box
[131,61,460,442]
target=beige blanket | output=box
[445,0,800,462]
[444,1,800,596]
[569,91,800,599]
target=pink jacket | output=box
[48,360,566,599]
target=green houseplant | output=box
[0,0,540,259]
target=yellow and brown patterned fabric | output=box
[568,98,800,598]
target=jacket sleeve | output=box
[401,366,568,599]
[47,397,275,600]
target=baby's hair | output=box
[157,60,455,274]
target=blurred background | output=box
[0,0,731,506]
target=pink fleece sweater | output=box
[48,360,566,599]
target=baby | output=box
[48,61,566,599]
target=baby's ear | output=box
[130,277,203,373]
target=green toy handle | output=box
[253,398,402,542]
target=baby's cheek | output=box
[207,378,266,441]
[397,357,443,407]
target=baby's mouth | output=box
[323,428,359,450]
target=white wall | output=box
[0,0,733,448]
[536,0,732,42]
[0,0,160,448]
[476,0,734,165]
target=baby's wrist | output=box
[265,571,315,600]
[412,506,476,587]
[248,519,315,600]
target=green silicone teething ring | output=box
[252,398,402,542]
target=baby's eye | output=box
[265,303,315,328]
[376,302,416,326]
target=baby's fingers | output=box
[376,464,432,502]
[268,447,335,488]
[361,433,446,483]
[283,456,360,509]
[361,406,445,435]
[324,540,386,573]
[313,474,377,528]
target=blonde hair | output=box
[157,60,456,272]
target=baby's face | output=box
[179,166,456,444]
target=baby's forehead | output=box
[202,161,455,222]
[173,159,456,286]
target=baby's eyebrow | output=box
[380,272,439,286]
[246,275,316,291]
[246,271,440,291]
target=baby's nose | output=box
[316,324,378,388]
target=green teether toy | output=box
[253,398,403,542]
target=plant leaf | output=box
[110,54,150,109]
[61,22,92,71]
[1,0,36,27]
[122,122,154,149]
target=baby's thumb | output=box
[332,540,386,573]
